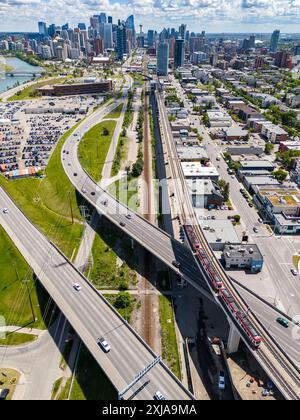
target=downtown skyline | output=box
[1,0,300,34]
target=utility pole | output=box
[15,265,35,323]
[69,191,74,224]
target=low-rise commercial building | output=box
[177,146,209,163]
[181,162,219,181]
[187,179,224,209]
[200,220,240,251]
[223,244,263,273]
[207,110,232,127]
[38,79,112,96]
[254,186,300,234]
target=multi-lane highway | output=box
[0,187,193,400]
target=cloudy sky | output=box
[1,0,300,33]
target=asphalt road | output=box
[62,90,213,300]
[0,186,193,400]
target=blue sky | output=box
[0,0,300,33]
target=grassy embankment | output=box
[7,77,69,101]
[87,219,138,290]
[0,331,37,346]
[0,226,55,330]
[78,120,116,182]
[159,295,182,379]
[105,103,124,119]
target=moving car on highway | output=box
[276,317,289,328]
[97,337,111,352]
[73,283,82,291]
[154,391,165,400]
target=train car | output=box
[184,224,201,250]
[184,225,224,291]
[219,289,262,348]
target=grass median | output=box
[105,103,124,119]
[78,120,116,182]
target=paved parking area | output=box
[0,95,102,175]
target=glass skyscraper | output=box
[157,41,169,76]
[270,30,280,53]
[174,38,184,68]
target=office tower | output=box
[38,22,47,36]
[90,16,99,29]
[174,38,184,68]
[169,36,175,58]
[108,16,113,24]
[99,13,107,23]
[62,23,69,31]
[157,41,169,76]
[159,28,168,42]
[178,24,186,41]
[242,38,250,51]
[126,15,135,31]
[103,23,113,49]
[78,23,86,30]
[116,22,127,59]
[94,36,104,56]
[48,24,56,37]
[270,30,280,53]
[249,35,256,49]
[148,30,154,47]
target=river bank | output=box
[0,57,43,94]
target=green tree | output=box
[114,292,132,309]
[265,143,275,155]
[272,169,288,182]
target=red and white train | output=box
[184,224,262,348]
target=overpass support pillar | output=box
[226,319,240,354]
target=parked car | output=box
[120,221,126,227]
[291,269,298,276]
[253,227,258,233]
[2,208,8,214]
[73,283,82,291]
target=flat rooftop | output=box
[177,146,209,161]
[223,244,263,261]
[181,162,219,178]
[259,187,300,207]
[200,220,239,244]
[240,160,275,169]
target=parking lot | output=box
[0,95,101,175]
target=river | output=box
[0,57,43,94]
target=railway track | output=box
[156,90,300,400]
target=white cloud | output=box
[1,0,300,32]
